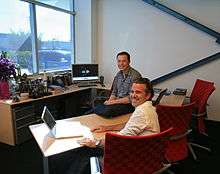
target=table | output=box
[0,81,185,146]
[29,113,131,174]
[29,92,185,174]
[29,113,131,156]
[160,94,185,106]
[0,84,111,145]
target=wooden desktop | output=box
[0,84,111,146]
[0,83,185,146]
[29,113,130,174]
[29,94,185,158]
[29,113,131,157]
[29,92,185,174]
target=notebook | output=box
[41,106,84,139]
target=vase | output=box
[0,81,10,99]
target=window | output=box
[0,0,75,74]
[35,0,73,11]
[0,0,33,74]
[36,6,72,72]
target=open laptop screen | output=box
[41,106,56,130]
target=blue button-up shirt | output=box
[111,67,142,98]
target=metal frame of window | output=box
[21,0,76,73]
[29,4,39,73]
[21,0,76,15]
[70,0,76,64]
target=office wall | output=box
[75,0,93,63]
[157,0,220,32]
[94,0,220,121]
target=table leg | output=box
[43,156,49,174]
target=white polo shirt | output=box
[119,101,160,136]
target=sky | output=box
[0,0,71,41]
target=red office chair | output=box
[190,79,215,134]
[156,103,195,162]
[90,128,173,174]
[188,79,215,159]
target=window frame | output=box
[21,0,75,74]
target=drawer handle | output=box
[17,119,42,130]
[16,114,37,121]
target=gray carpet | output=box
[0,120,219,174]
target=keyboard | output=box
[77,83,98,87]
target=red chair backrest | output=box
[156,103,194,133]
[156,103,195,162]
[190,79,215,113]
[103,128,172,174]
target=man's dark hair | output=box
[116,51,130,62]
[133,78,154,100]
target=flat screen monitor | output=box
[72,64,99,81]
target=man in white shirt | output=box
[80,77,160,147]
[50,78,160,174]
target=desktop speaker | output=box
[100,76,105,87]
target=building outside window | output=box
[36,6,72,72]
[0,0,33,74]
[0,0,75,74]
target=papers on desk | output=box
[54,121,84,138]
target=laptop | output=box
[41,106,84,139]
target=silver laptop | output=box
[41,106,83,139]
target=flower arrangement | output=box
[0,51,16,81]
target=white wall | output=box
[155,60,220,121]
[75,0,93,63]
[93,0,220,121]
[157,0,220,32]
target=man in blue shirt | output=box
[94,51,142,117]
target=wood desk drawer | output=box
[16,126,32,144]
[13,105,35,120]
[16,119,42,144]
[16,114,39,129]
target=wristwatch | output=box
[95,139,101,146]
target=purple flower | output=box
[0,56,16,81]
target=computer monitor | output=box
[71,64,99,81]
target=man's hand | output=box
[104,99,117,105]
[91,125,110,133]
[104,95,117,105]
[78,138,97,148]
[104,96,130,105]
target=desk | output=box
[29,113,131,157]
[29,94,184,158]
[160,94,185,106]
[0,84,111,145]
[29,113,131,174]
[30,91,185,174]
[0,84,111,106]
[0,83,185,146]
